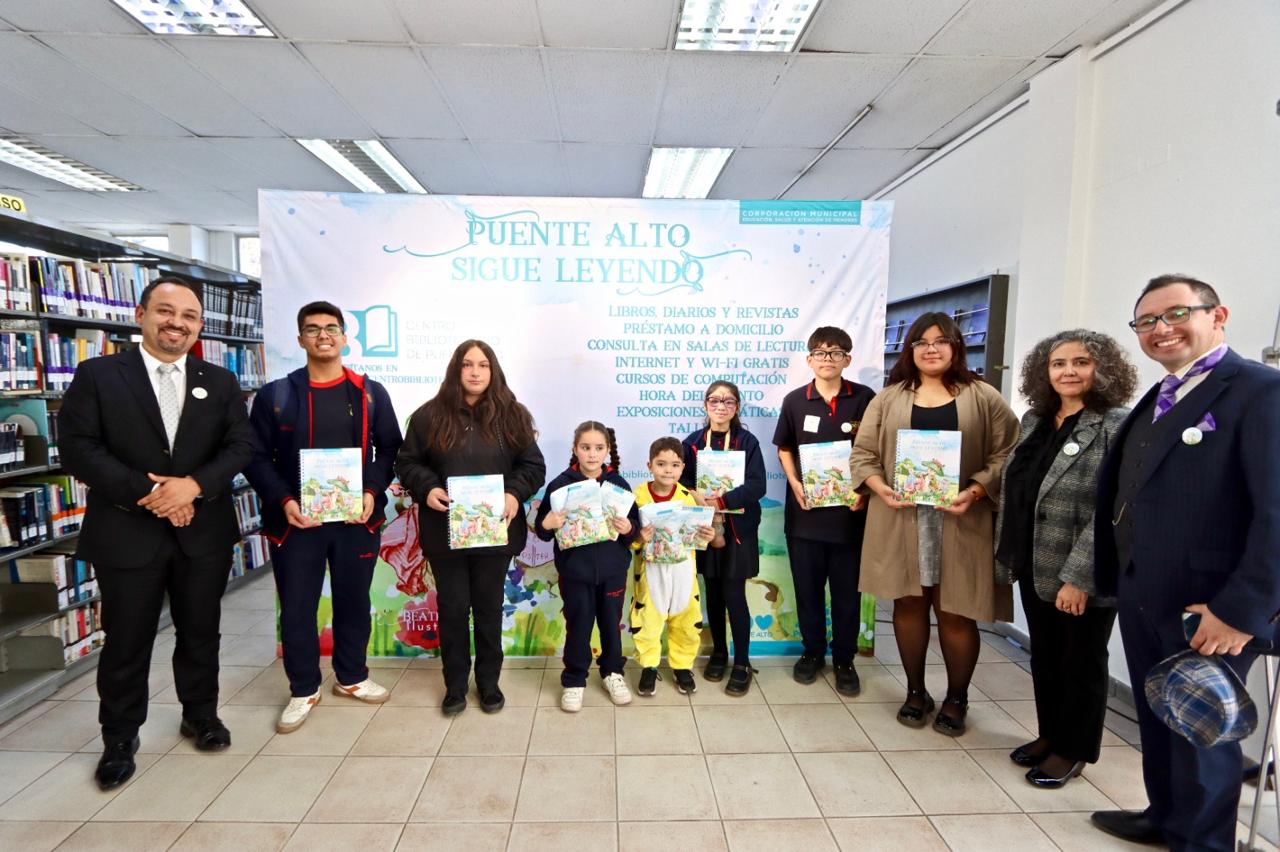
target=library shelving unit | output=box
[882,274,1011,388]
[0,209,270,724]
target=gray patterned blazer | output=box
[994,406,1129,605]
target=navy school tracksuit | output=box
[534,466,641,688]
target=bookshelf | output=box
[882,274,1010,389]
[0,210,271,724]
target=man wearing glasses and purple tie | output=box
[1091,275,1280,850]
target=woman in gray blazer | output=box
[995,329,1138,789]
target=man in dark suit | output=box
[59,277,254,790]
[1091,275,1280,850]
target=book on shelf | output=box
[230,533,269,580]
[200,340,265,388]
[446,474,507,550]
[17,599,104,665]
[30,255,152,322]
[298,447,363,523]
[0,485,48,549]
[234,488,261,534]
[0,397,49,470]
[45,403,60,466]
[797,440,856,508]
[0,320,42,391]
[1,254,35,312]
[964,304,989,344]
[0,551,97,609]
[0,422,22,469]
[893,429,963,507]
[20,475,87,538]
[43,328,126,391]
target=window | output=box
[115,234,170,252]
[238,236,261,277]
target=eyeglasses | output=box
[808,349,848,361]
[1128,304,1215,334]
[301,324,344,338]
[910,338,954,351]
[706,397,738,409]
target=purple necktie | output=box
[1152,347,1226,422]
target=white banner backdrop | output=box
[260,191,891,658]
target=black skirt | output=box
[696,530,760,580]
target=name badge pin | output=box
[840,422,853,433]
[1063,442,1080,456]
[191,387,208,400]
[1182,427,1203,445]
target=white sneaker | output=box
[603,672,632,706]
[332,678,390,704]
[560,686,585,713]
[277,690,321,733]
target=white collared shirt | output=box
[138,345,188,419]
[1167,342,1227,406]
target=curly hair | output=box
[1018,329,1139,416]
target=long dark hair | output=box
[419,339,536,452]
[886,311,977,393]
[703,380,743,435]
[567,420,621,471]
[1019,329,1139,417]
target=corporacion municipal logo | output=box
[344,304,399,358]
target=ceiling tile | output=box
[39,34,277,137]
[0,81,99,135]
[170,38,373,138]
[1046,0,1167,55]
[126,190,257,227]
[927,0,1115,57]
[536,0,676,49]
[472,142,567,195]
[208,138,359,192]
[803,0,967,54]
[27,136,219,191]
[838,56,1029,148]
[709,147,819,199]
[28,189,165,224]
[0,0,140,34]
[0,160,81,193]
[655,53,789,147]
[391,0,540,45]
[0,33,187,136]
[562,143,649,197]
[546,49,666,144]
[384,139,495,195]
[746,54,910,147]
[250,0,409,41]
[299,43,464,139]
[421,46,557,141]
[784,148,932,199]
[921,59,1048,148]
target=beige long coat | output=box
[851,380,1020,622]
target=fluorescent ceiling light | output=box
[110,0,273,37]
[297,140,428,194]
[354,140,428,194]
[0,137,140,192]
[675,0,821,51]
[643,147,733,199]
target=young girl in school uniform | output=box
[680,380,768,695]
[534,421,641,712]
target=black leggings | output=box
[703,574,751,665]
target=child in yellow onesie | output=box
[632,437,714,696]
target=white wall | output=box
[878,0,1280,692]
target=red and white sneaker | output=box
[277,690,321,733]
[332,679,390,704]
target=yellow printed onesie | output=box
[630,482,702,670]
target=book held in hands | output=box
[695,449,745,514]
[894,429,963,506]
[546,479,612,550]
[447,474,508,550]
[798,440,855,508]
[299,448,363,523]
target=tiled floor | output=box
[0,574,1276,851]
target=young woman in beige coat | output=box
[851,311,1019,735]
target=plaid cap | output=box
[1144,649,1257,748]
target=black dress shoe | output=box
[725,664,756,696]
[479,685,505,714]
[833,662,861,697]
[1009,740,1050,767]
[792,653,825,684]
[180,716,231,751]
[1090,810,1165,844]
[442,689,467,716]
[1025,759,1085,788]
[704,653,728,682]
[896,689,934,728]
[931,694,968,737]
[95,737,140,790]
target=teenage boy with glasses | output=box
[773,327,876,693]
[245,301,403,734]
